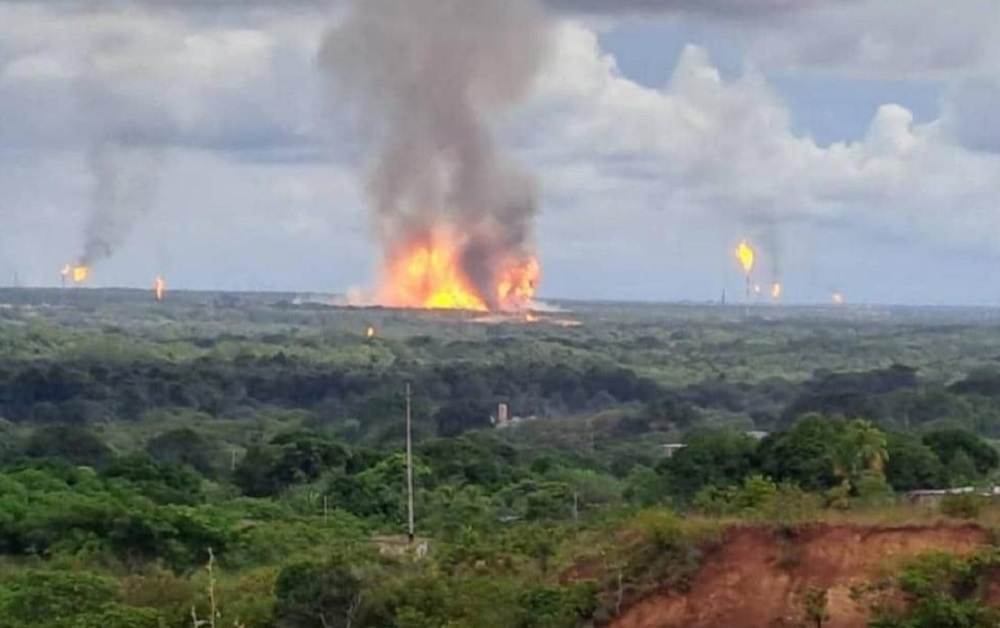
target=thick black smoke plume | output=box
[318,0,551,309]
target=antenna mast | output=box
[405,382,415,544]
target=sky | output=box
[1,0,1000,305]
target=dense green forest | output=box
[2,289,1000,627]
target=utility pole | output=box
[405,382,415,544]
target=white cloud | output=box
[520,23,1000,260]
[0,4,319,152]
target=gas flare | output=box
[154,275,165,301]
[61,264,90,285]
[378,230,538,312]
[771,282,782,300]
[832,292,844,306]
[735,240,755,276]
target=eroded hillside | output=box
[611,524,989,628]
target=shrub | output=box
[859,549,1000,627]
[939,493,986,520]
[798,586,830,628]
[273,560,362,628]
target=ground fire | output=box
[377,232,539,312]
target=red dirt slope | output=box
[611,523,987,628]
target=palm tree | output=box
[834,418,889,487]
[850,419,889,476]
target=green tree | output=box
[505,523,563,577]
[841,419,889,478]
[947,451,979,487]
[758,415,845,491]
[885,433,946,492]
[273,560,363,628]
[0,419,22,466]
[515,583,598,628]
[830,419,889,498]
[270,432,351,479]
[102,454,205,505]
[234,445,285,497]
[693,474,779,516]
[418,436,516,488]
[923,429,999,478]
[327,453,432,525]
[435,400,493,437]
[0,569,117,623]
[493,480,575,522]
[0,569,162,627]
[623,465,667,507]
[24,424,113,469]
[422,484,493,541]
[146,428,221,478]
[658,431,758,502]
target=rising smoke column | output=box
[80,140,163,267]
[318,0,551,310]
[70,40,167,275]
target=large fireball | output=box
[378,230,538,312]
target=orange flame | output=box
[379,231,538,312]
[771,282,782,300]
[154,275,165,301]
[61,263,90,284]
[497,257,540,308]
[366,325,376,338]
[832,292,844,306]
[735,240,755,275]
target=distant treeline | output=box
[4,354,1000,439]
